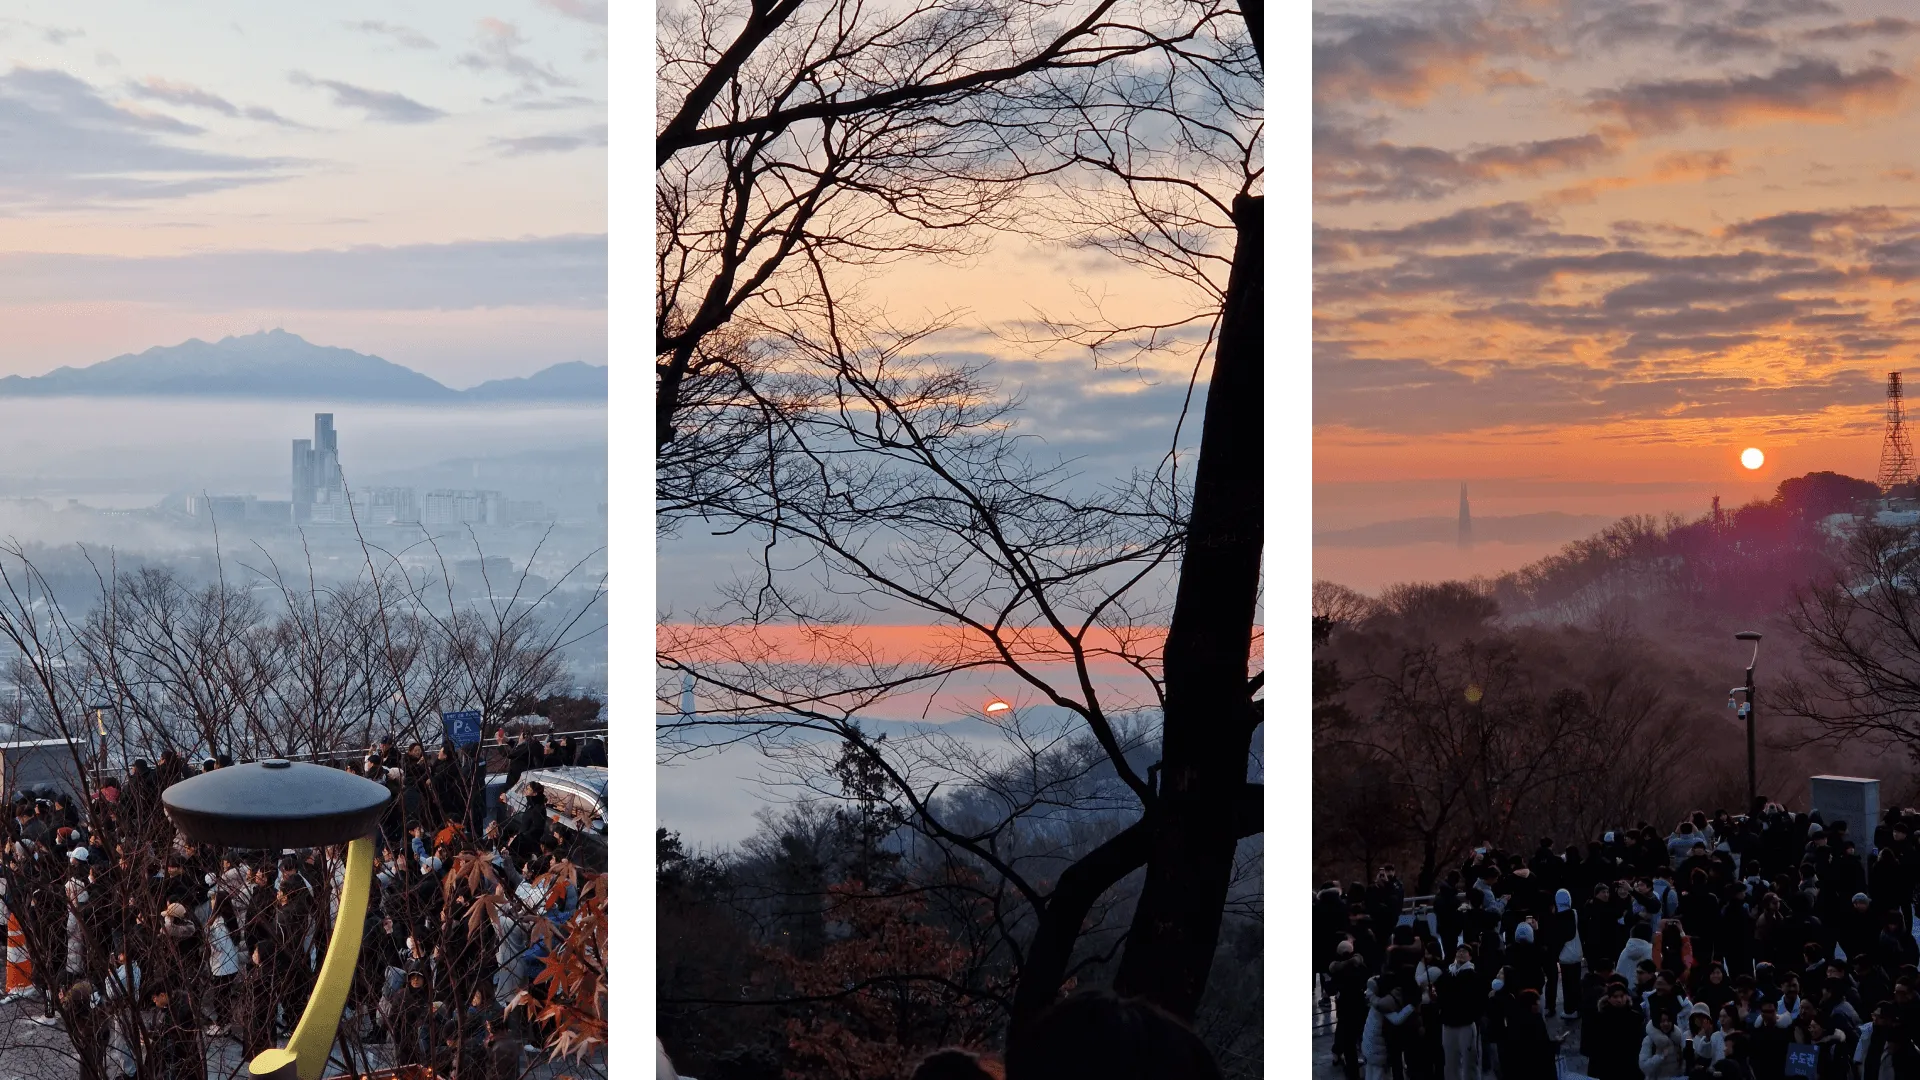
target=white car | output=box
[501,765,606,871]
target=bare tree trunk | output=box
[1008,820,1152,1039]
[1419,833,1441,897]
[1112,193,1263,1019]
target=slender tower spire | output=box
[1880,371,1915,491]
[1457,482,1473,549]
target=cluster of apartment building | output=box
[171,414,549,528]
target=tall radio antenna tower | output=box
[1880,371,1916,490]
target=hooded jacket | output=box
[1648,880,1681,922]
[1668,829,1703,864]
[1546,889,1583,965]
[1618,932,1656,984]
[1681,1005,1718,1067]
[1639,1018,1686,1079]
[1508,921,1546,992]
[1360,983,1416,1065]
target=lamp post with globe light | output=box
[1729,631,1763,817]
[86,702,111,786]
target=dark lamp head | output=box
[160,759,392,849]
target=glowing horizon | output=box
[1315,0,1920,584]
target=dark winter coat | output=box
[1507,933,1547,994]
[1542,906,1579,958]
[1582,895,1627,966]
[1502,1009,1557,1080]
[1587,998,1650,1080]
[1314,891,1350,968]
[1748,1018,1790,1080]
[1434,963,1487,1028]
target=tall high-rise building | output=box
[291,438,314,516]
[292,413,348,523]
[1457,482,1473,549]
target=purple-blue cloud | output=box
[0,66,290,209]
[288,71,444,124]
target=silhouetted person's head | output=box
[911,1048,1000,1080]
[1006,991,1223,1080]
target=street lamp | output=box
[1730,631,1763,817]
[162,760,392,1080]
[87,702,112,788]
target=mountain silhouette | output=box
[0,330,605,402]
[461,360,607,401]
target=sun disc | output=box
[1741,447,1764,470]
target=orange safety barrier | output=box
[4,909,31,994]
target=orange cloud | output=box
[1314,15,1551,107]
[659,622,1171,670]
[1315,127,1622,204]
[1542,149,1735,204]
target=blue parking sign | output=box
[443,710,482,748]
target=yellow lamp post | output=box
[161,759,392,1080]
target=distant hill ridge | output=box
[0,330,606,402]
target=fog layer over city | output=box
[0,399,609,696]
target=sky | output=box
[0,1,606,386]
[1314,0,1920,588]
[653,12,1259,845]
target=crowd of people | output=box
[0,728,606,1080]
[1317,804,1920,1080]
[656,990,1232,1080]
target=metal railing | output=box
[272,726,611,770]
